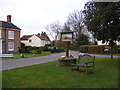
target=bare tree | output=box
[45,21,63,41]
[66,10,84,37]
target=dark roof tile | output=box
[21,35,32,40]
[21,35,50,41]
[0,20,21,30]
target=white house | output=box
[21,34,51,47]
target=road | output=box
[0,51,119,71]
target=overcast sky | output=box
[0,0,88,40]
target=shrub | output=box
[79,45,109,54]
[50,48,65,53]
[43,46,50,51]
[79,45,89,53]
[36,49,42,54]
[19,48,30,53]
[88,45,105,54]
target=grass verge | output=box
[2,58,118,88]
[1,52,51,60]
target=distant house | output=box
[0,15,21,54]
[21,33,51,47]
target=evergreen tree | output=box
[83,2,120,58]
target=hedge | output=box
[79,45,109,54]
[88,45,106,54]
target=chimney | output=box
[37,33,40,36]
[7,15,11,22]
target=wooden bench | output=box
[71,54,95,73]
[0,54,13,58]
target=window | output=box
[0,30,1,38]
[8,42,14,51]
[29,39,32,42]
[8,31,14,39]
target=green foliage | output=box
[54,40,66,49]
[79,45,89,53]
[76,34,90,46]
[79,45,120,54]
[88,45,105,54]
[68,34,90,50]
[79,45,108,54]
[20,42,25,48]
[50,48,64,53]
[83,2,120,45]
[19,46,33,53]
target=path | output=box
[1,51,119,71]
[1,51,79,71]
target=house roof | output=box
[21,34,50,41]
[21,35,32,40]
[36,35,50,41]
[0,20,21,30]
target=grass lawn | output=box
[13,51,51,59]
[2,58,118,88]
[0,52,51,60]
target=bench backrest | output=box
[0,54,13,57]
[78,54,95,64]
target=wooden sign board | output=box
[61,31,73,42]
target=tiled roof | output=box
[0,20,21,30]
[21,34,50,41]
[36,35,50,41]
[21,35,32,40]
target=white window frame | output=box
[8,42,14,51]
[0,30,1,38]
[8,30,14,39]
[0,40,2,54]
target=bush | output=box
[79,45,89,53]
[43,46,50,51]
[19,48,30,53]
[36,49,42,54]
[88,45,105,54]
[79,45,108,54]
[50,48,65,53]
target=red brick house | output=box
[0,15,21,54]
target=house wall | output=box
[28,35,43,47]
[21,35,51,47]
[21,35,42,47]
[1,29,20,53]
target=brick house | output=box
[0,15,21,54]
[21,33,51,47]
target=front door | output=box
[0,40,2,54]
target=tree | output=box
[66,10,84,36]
[45,21,63,41]
[83,2,120,59]
[76,34,90,46]
[62,23,71,32]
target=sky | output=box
[0,0,88,40]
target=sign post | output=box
[61,31,73,57]
[66,41,69,57]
